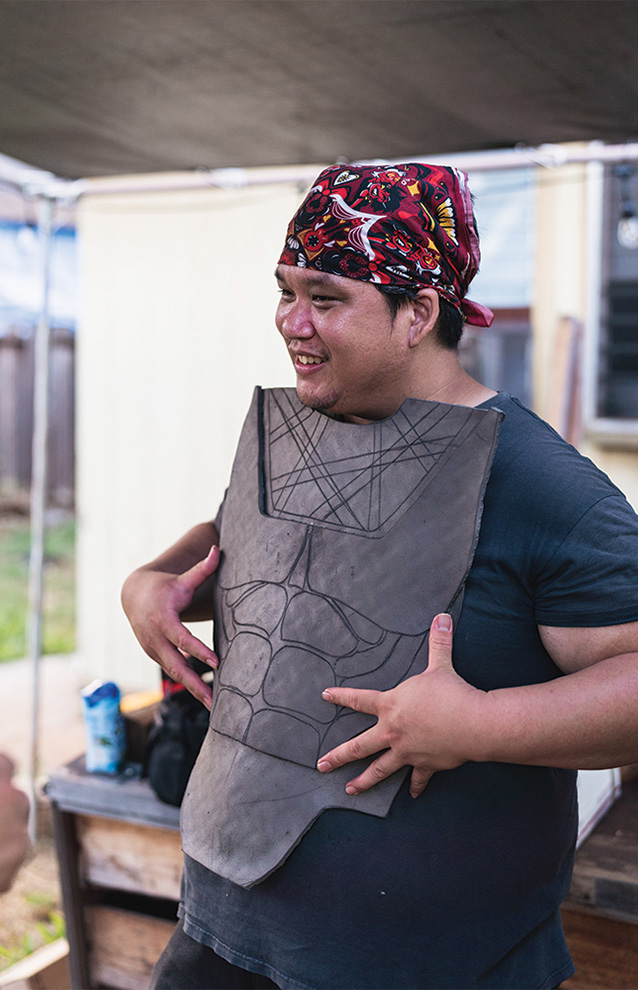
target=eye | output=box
[277,287,294,300]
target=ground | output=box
[0,804,64,971]
[0,498,75,969]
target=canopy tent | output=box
[2,0,638,837]
[0,0,637,182]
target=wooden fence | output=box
[0,327,75,508]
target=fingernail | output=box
[317,759,330,772]
[345,784,358,795]
[322,689,334,701]
[435,613,452,631]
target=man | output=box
[122,163,638,989]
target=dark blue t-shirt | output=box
[180,394,638,989]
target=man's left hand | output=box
[317,613,484,798]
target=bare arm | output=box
[121,521,220,707]
[478,630,638,770]
[317,615,638,797]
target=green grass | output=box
[0,516,76,662]
[0,895,66,971]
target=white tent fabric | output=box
[0,1,637,181]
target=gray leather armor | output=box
[182,387,502,887]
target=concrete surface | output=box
[0,654,86,792]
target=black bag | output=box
[144,678,210,806]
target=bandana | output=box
[278,162,493,327]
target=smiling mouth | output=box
[296,355,324,365]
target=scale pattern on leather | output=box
[211,389,502,772]
[212,526,427,769]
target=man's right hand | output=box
[121,543,220,709]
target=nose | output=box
[276,297,316,340]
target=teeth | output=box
[297,355,323,365]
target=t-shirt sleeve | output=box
[533,493,638,627]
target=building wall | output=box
[532,160,589,423]
[531,149,638,513]
[76,177,304,691]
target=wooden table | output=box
[47,757,181,990]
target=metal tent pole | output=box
[26,195,54,842]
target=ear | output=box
[407,288,439,348]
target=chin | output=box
[295,384,339,414]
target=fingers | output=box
[317,724,386,774]
[317,688,387,790]
[168,620,218,669]
[177,671,213,712]
[200,543,221,575]
[319,745,435,799]
[409,766,435,799]
[157,647,214,710]
[343,752,403,795]
[182,545,221,591]
[317,686,381,769]
[321,686,380,713]
[427,612,454,672]
[149,619,216,709]
[318,738,399,796]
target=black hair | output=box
[374,284,465,350]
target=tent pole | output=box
[27,195,53,842]
[5,141,638,204]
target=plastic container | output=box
[81,680,126,774]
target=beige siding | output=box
[77,178,307,690]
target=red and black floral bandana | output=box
[278,162,493,327]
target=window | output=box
[586,161,638,443]
[459,309,531,406]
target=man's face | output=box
[275,265,414,423]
